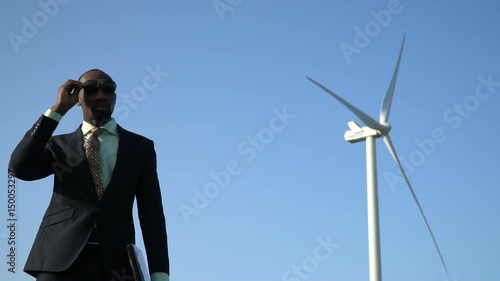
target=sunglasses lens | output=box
[83,80,116,94]
[83,83,99,94]
[101,81,116,93]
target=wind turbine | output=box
[306,34,447,281]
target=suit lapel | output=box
[104,125,129,194]
[67,125,85,163]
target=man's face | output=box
[78,71,117,121]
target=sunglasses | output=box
[82,80,117,94]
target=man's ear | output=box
[75,93,82,106]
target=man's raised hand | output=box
[50,80,83,116]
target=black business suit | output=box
[8,115,169,279]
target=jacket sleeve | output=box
[136,140,170,275]
[8,115,58,181]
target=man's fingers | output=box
[68,89,79,100]
[61,79,83,94]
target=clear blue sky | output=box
[1,1,499,281]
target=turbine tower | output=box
[306,34,447,281]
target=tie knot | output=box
[91,127,105,136]
[86,128,105,145]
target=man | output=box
[8,69,170,281]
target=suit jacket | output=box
[8,115,169,277]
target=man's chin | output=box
[91,108,112,119]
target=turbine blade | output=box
[382,135,448,273]
[380,34,406,124]
[306,76,385,132]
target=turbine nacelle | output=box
[344,121,391,143]
[344,121,380,143]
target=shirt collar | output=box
[81,118,118,136]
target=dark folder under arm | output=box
[127,244,151,281]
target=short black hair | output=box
[78,69,113,81]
